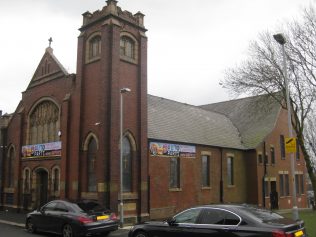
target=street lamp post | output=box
[273,33,299,220]
[119,87,131,227]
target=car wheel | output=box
[26,218,36,233]
[134,231,148,237]
[62,224,74,237]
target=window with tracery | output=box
[29,101,59,144]
[87,138,97,192]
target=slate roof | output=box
[148,95,245,149]
[199,94,281,149]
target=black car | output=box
[128,204,307,237]
[26,199,119,237]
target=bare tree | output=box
[222,6,316,209]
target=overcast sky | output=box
[0,0,314,114]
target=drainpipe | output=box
[220,148,223,203]
[262,141,267,208]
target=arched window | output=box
[23,168,31,193]
[29,100,59,144]
[7,147,15,188]
[89,35,101,59]
[87,138,97,192]
[123,136,132,192]
[120,36,135,59]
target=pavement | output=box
[0,209,132,232]
[0,210,26,228]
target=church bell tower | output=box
[73,0,148,223]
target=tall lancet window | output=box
[7,147,15,188]
[87,138,97,192]
[123,136,132,192]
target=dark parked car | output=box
[26,199,119,237]
[129,204,307,237]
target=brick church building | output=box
[0,1,309,222]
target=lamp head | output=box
[120,88,131,93]
[273,33,286,45]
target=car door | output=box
[49,201,69,234]
[157,207,203,237]
[195,208,241,237]
[38,201,58,232]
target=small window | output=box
[202,155,210,187]
[89,35,101,59]
[280,135,285,160]
[295,175,299,195]
[264,154,268,164]
[170,157,180,189]
[280,174,290,196]
[296,140,300,160]
[258,154,263,164]
[264,181,269,197]
[279,174,290,196]
[295,174,305,195]
[279,174,284,196]
[227,156,234,186]
[120,36,135,59]
[23,168,31,193]
[53,168,60,192]
[284,174,289,196]
[300,175,304,194]
[270,147,275,164]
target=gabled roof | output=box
[148,95,245,149]
[199,94,281,149]
[27,47,68,89]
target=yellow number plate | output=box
[294,230,304,237]
[97,215,109,220]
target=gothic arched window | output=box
[123,136,132,192]
[87,138,97,192]
[29,101,59,144]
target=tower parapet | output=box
[81,0,145,30]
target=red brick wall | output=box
[255,108,308,209]
[149,144,248,219]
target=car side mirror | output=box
[39,207,45,214]
[167,217,177,226]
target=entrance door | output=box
[37,170,48,207]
